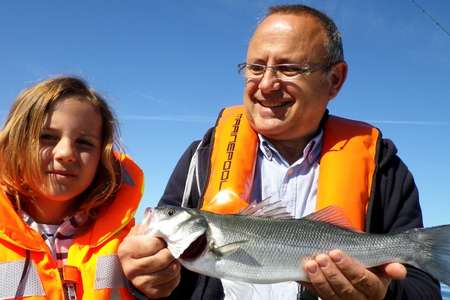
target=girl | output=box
[0,76,143,299]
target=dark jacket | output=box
[158,126,442,300]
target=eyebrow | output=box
[41,127,101,140]
[79,133,102,141]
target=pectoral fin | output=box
[210,240,248,258]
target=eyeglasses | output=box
[237,62,332,81]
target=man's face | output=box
[243,14,341,142]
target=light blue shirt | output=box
[223,130,323,300]
[251,130,323,218]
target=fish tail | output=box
[409,224,450,286]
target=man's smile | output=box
[256,100,293,109]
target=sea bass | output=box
[142,205,450,285]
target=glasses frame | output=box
[237,62,334,81]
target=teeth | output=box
[258,101,288,108]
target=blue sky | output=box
[0,0,449,228]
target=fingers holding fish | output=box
[118,232,181,297]
[118,222,164,258]
[119,235,175,275]
[325,253,373,299]
[304,253,370,299]
[120,233,166,258]
[130,259,180,284]
[304,257,341,299]
[129,261,181,298]
[303,250,393,300]
[379,262,407,280]
[127,246,177,277]
[118,234,165,271]
[331,250,391,299]
[324,250,390,299]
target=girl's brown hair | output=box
[0,76,122,218]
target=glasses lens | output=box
[246,64,265,77]
[238,63,328,80]
[277,65,306,78]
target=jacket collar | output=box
[0,154,143,250]
[0,190,46,251]
[75,154,143,247]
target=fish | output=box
[142,205,450,286]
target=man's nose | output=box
[257,68,281,93]
[53,138,76,162]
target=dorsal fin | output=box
[239,197,293,219]
[303,206,359,231]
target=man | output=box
[118,4,442,299]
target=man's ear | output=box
[327,62,348,99]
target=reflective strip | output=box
[95,255,126,290]
[0,260,45,299]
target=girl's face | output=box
[32,97,102,204]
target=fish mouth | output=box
[143,207,153,225]
[180,233,207,261]
[144,207,153,217]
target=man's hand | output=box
[303,250,406,300]
[118,226,181,298]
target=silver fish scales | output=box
[143,206,450,286]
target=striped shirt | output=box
[20,210,89,300]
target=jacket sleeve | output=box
[371,139,442,299]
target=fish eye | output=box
[167,208,175,216]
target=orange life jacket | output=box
[0,153,143,300]
[201,106,380,231]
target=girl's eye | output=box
[77,139,95,148]
[40,133,58,142]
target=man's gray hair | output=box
[267,4,344,66]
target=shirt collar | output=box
[258,130,323,166]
